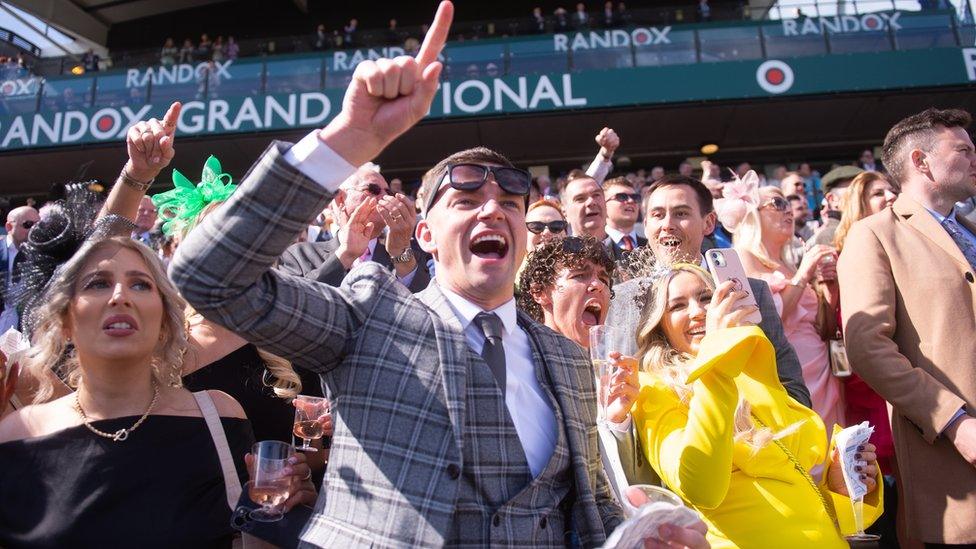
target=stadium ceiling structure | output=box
[6,0,231,45]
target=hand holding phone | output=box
[704,248,762,325]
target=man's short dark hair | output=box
[882,108,972,188]
[786,193,804,203]
[420,147,514,216]
[644,175,714,215]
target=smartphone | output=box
[704,248,762,325]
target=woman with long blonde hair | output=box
[97,103,324,449]
[716,173,845,430]
[615,263,883,547]
[0,237,255,545]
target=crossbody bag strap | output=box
[193,390,243,509]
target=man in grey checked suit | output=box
[171,4,707,547]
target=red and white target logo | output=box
[756,60,794,94]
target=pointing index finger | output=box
[416,1,454,69]
[162,102,181,134]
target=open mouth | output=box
[687,325,705,338]
[470,233,509,260]
[657,234,682,249]
[102,314,139,336]
[581,300,603,326]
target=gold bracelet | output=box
[119,168,153,192]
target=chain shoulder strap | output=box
[751,414,839,528]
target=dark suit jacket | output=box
[278,237,431,293]
[603,234,648,262]
[0,244,23,316]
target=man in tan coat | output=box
[840,108,976,547]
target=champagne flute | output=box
[846,496,880,542]
[589,325,618,423]
[293,394,330,452]
[248,440,294,522]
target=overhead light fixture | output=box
[700,143,719,155]
[70,65,85,75]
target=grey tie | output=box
[473,312,507,397]
[942,217,976,270]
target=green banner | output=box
[1,47,974,152]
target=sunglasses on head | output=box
[424,163,532,214]
[526,220,568,234]
[360,183,395,197]
[761,196,790,212]
[608,192,640,203]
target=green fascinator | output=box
[151,155,237,236]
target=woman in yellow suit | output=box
[617,263,882,548]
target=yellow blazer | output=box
[634,326,882,549]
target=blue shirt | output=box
[925,206,976,251]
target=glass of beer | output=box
[248,440,294,522]
[293,395,330,452]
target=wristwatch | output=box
[390,247,415,264]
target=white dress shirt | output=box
[439,287,558,478]
[284,131,558,474]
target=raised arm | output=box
[99,102,181,222]
[585,127,618,185]
[169,2,454,372]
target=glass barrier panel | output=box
[41,76,93,112]
[218,59,266,97]
[444,43,506,80]
[572,45,633,71]
[0,73,40,116]
[265,57,319,94]
[507,38,571,75]
[634,27,696,67]
[93,72,144,109]
[145,62,209,105]
[698,25,763,63]
[960,24,976,47]
[894,13,958,50]
[762,21,830,58]
[828,26,893,53]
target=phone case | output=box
[704,248,763,325]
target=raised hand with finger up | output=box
[318,2,454,167]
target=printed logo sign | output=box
[781,12,902,36]
[553,28,672,51]
[756,60,794,94]
[125,61,234,88]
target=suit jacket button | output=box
[493,515,501,527]
[539,516,548,529]
[446,464,460,479]
[967,272,974,283]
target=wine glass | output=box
[845,496,881,542]
[293,394,330,452]
[589,325,619,423]
[248,440,294,522]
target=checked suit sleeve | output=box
[171,141,392,374]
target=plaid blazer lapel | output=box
[417,279,471,454]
